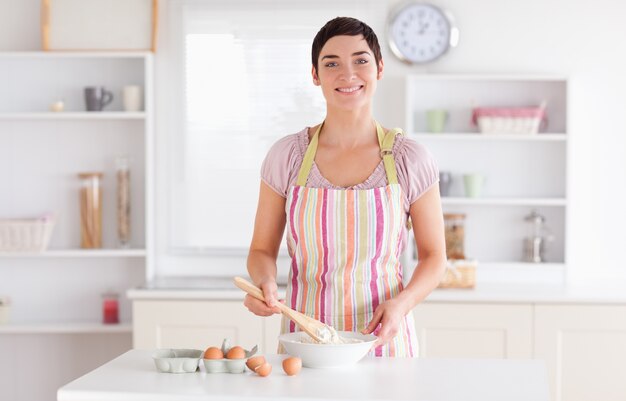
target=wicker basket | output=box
[438,259,477,289]
[471,101,547,135]
[0,215,56,252]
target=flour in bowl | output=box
[298,326,363,344]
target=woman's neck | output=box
[318,107,377,149]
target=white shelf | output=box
[442,197,566,206]
[0,112,146,120]
[407,73,568,81]
[411,133,567,141]
[0,249,146,258]
[0,322,132,334]
[478,262,565,270]
[0,51,151,59]
[406,74,568,281]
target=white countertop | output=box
[127,276,626,304]
[57,350,549,401]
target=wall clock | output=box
[387,2,459,64]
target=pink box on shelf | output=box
[471,101,547,135]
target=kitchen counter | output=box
[127,276,626,304]
[57,350,549,401]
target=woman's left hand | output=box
[361,297,411,347]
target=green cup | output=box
[463,174,485,198]
[426,109,448,133]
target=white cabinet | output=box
[412,303,533,358]
[415,302,626,401]
[405,75,568,283]
[0,51,153,324]
[0,51,153,401]
[133,300,282,353]
[534,305,626,401]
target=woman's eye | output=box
[325,62,338,68]
[355,59,369,64]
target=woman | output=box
[244,17,446,357]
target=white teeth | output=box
[336,86,362,93]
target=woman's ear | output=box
[377,59,384,80]
[311,66,320,86]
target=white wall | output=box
[369,0,626,284]
[2,0,625,285]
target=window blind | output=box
[169,0,371,251]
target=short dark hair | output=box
[311,17,382,74]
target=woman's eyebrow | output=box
[321,51,371,60]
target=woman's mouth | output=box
[335,85,364,94]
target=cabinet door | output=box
[413,303,533,358]
[535,305,626,401]
[264,314,283,353]
[132,300,264,351]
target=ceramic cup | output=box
[439,171,452,196]
[463,174,485,198]
[426,109,448,133]
[122,85,143,112]
[84,87,113,111]
[0,296,11,324]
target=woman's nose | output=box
[339,65,356,81]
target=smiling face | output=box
[312,35,384,112]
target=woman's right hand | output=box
[243,279,282,316]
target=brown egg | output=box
[204,346,224,360]
[255,362,272,377]
[246,355,266,371]
[282,357,302,376]
[226,346,246,359]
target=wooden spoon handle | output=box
[233,276,265,301]
[233,276,290,313]
[233,276,324,342]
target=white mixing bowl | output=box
[278,331,377,368]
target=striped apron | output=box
[281,121,419,357]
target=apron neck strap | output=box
[296,121,402,187]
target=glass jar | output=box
[78,172,103,249]
[102,292,119,324]
[116,156,131,248]
[444,213,466,260]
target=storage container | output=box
[0,215,55,252]
[78,172,103,248]
[471,101,547,135]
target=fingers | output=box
[361,303,401,348]
[243,294,281,316]
[374,324,399,348]
[260,281,279,308]
[361,307,383,334]
[373,315,400,347]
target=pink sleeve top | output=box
[260,127,439,212]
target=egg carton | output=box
[203,338,258,374]
[152,349,203,373]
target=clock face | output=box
[388,3,457,64]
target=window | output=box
[158,0,372,274]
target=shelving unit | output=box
[406,74,568,283]
[0,49,153,401]
[411,133,567,141]
[0,249,147,258]
[0,112,146,120]
[441,197,567,206]
[0,51,153,326]
[0,322,132,334]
